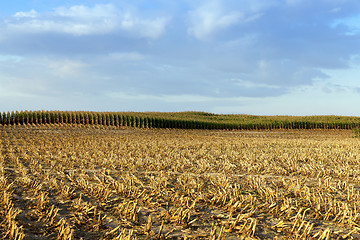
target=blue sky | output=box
[1,0,360,115]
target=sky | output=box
[1,0,360,115]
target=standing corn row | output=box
[0,111,360,130]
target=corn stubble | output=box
[1,124,360,239]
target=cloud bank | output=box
[0,0,360,114]
[7,4,168,38]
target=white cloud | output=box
[329,7,341,13]
[188,0,266,40]
[54,5,115,18]
[119,15,169,39]
[188,1,241,40]
[332,14,360,35]
[7,4,169,38]
[48,59,87,78]
[109,52,145,61]
[107,91,215,103]
[163,94,215,103]
[0,55,23,62]
[0,72,47,97]
[1,0,360,115]
[14,9,38,18]
[231,78,281,89]
[285,0,303,5]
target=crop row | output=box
[1,110,360,130]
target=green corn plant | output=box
[134,116,139,127]
[149,117,154,128]
[99,113,104,125]
[43,111,47,124]
[14,110,19,125]
[76,112,81,124]
[20,110,24,125]
[23,111,28,125]
[1,112,5,125]
[109,113,114,126]
[88,112,94,125]
[69,112,73,124]
[121,115,126,126]
[37,111,41,124]
[102,113,107,125]
[0,112,3,125]
[93,113,98,125]
[55,111,60,124]
[124,115,129,127]
[105,113,109,126]
[49,111,54,124]
[353,128,360,138]
[113,114,119,126]
[96,113,101,125]
[62,112,67,124]
[128,116,133,127]
[29,111,34,124]
[79,112,84,125]
[57,111,62,124]
[118,114,122,126]
[7,111,11,125]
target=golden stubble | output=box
[0,124,360,239]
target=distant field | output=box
[1,111,360,130]
[1,124,360,239]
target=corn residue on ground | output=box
[1,124,360,239]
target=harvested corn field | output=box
[1,124,360,239]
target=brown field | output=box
[1,124,360,239]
